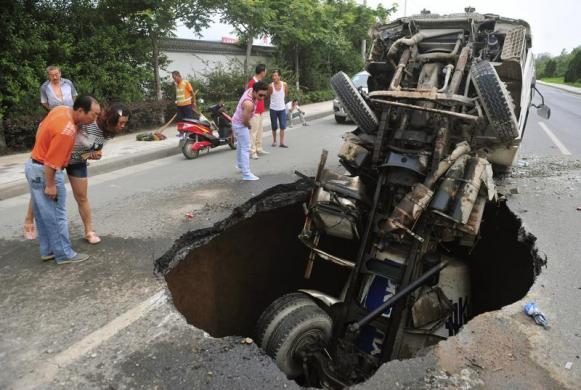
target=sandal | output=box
[24,223,36,240]
[85,231,101,245]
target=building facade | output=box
[159,38,276,80]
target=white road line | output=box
[538,121,572,155]
[11,290,166,389]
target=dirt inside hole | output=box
[155,180,545,380]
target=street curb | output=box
[0,109,333,201]
[537,80,581,96]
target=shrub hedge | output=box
[0,90,334,154]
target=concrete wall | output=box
[162,52,269,80]
[160,38,275,81]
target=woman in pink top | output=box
[231,81,269,181]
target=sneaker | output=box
[303,122,310,126]
[279,144,289,148]
[250,153,259,160]
[258,150,270,155]
[234,165,242,172]
[242,174,260,181]
[41,253,55,261]
[56,253,90,265]
[271,142,277,147]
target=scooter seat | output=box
[182,118,212,128]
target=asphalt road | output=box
[0,85,579,389]
[495,84,581,388]
[520,84,581,157]
[0,116,347,389]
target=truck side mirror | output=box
[536,104,551,119]
[532,85,550,120]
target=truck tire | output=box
[265,304,332,379]
[255,292,317,350]
[470,61,519,142]
[331,72,378,134]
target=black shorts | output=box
[65,162,88,178]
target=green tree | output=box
[218,0,275,81]
[544,59,557,78]
[267,0,394,91]
[107,0,216,103]
[535,53,551,79]
[564,48,581,83]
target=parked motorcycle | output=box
[177,102,236,159]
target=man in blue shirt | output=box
[40,65,77,111]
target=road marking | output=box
[538,121,572,155]
[11,290,166,389]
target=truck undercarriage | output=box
[254,10,550,388]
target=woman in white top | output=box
[268,70,289,147]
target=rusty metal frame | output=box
[369,89,475,106]
[299,238,355,269]
[370,99,482,122]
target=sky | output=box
[175,0,579,56]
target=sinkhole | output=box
[155,179,546,385]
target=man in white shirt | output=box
[285,99,309,127]
[40,65,77,111]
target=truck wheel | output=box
[471,61,519,142]
[331,72,378,134]
[182,139,200,159]
[266,304,332,379]
[335,115,346,124]
[255,292,317,350]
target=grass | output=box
[540,76,581,88]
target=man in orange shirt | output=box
[172,71,197,121]
[24,96,100,264]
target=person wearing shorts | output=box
[24,97,99,264]
[24,104,130,246]
[268,70,289,148]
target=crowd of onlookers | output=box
[231,64,309,181]
[24,66,129,264]
[170,65,309,181]
[24,63,311,264]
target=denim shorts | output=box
[65,162,88,178]
[270,109,287,131]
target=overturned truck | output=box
[255,10,550,388]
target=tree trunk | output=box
[152,32,165,123]
[294,44,300,90]
[244,37,253,88]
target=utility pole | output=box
[361,0,367,63]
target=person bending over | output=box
[24,104,130,246]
